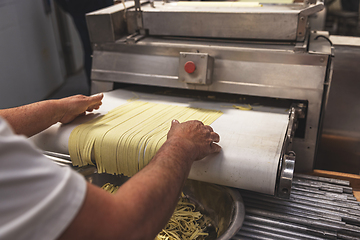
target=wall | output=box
[0,0,65,109]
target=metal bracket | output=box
[294,30,310,52]
[285,107,297,152]
[294,103,306,119]
[297,14,308,41]
[296,2,324,41]
[275,105,304,198]
[134,0,144,32]
[276,152,296,199]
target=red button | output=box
[184,61,196,74]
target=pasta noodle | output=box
[69,101,222,177]
[155,196,209,240]
[101,183,119,194]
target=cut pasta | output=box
[101,183,210,240]
[155,197,210,240]
[69,101,222,176]
[101,183,119,194]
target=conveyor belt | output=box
[32,89,291,195]
[233,173,360,240]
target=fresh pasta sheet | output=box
[69,101,222,176]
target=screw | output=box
[300,16,305,21]
[320,57,325,62]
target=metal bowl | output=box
[83,170,245,239]
[183,179,245,240]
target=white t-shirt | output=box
[0,117,86,240]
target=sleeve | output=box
[0,118,87,240]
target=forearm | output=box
[113,138,194,239]
[0,100,64,137]
[0,94,103,137]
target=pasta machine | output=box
[32,0,333,199]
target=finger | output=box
[210,142,222,153]
[87,93,104,107]
[204,125,213,132]
[87,102,102,111]
[187,120,204,126]
[197,120,204,126]
[86,106,96,111]
[210,132,220,143]
[90,93,104,101]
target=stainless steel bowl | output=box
[83,169,245,240]
[183,179,245,240]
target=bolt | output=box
[300,16,305,21]
[320,57,325,62]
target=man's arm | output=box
[58,120,221,240]
[0,94,103,137]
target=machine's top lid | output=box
[129,1,324,41]
[85,1,324,43]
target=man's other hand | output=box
[58,93,103,124]
[167,119,221,161]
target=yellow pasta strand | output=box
[69,101,223,176]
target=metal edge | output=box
[275,106,301,198]
[217,187,245,240]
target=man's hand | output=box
[167,119,221,161]
[58,94,103,124]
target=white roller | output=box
[31,89,289,195]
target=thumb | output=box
[171,119,179,127]
[167,119,179,139]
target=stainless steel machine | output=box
[83,0,332,195]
